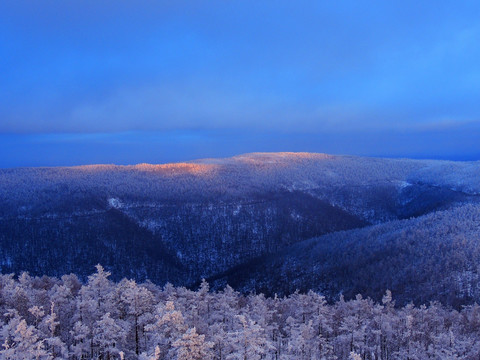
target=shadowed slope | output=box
[0,152,479,302]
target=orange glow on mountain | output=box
[133,162,219,176]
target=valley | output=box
[1,152,479,306]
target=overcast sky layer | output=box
[1,1,479,166]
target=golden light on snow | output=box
[134,163,219,176]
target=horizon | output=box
[1,1,480,166]
[1,149,479,170]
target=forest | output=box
[2,153,480,359]
[2,153,480,306]
[211,203,480,307]
[2,265,480,360]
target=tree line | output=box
[1,265,480,359]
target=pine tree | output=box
[120,279,154,355]
[42,302,67,359]
[1,314,51,360]
[144,300,186,358]
[92,312,126,359]
[172,327,214,360]
[69,321,91,359]
[226,315,273,360]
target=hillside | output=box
[1,152,479,305]
[209,203,480,307]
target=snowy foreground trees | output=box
[1,266,480,359]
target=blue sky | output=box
[1,1,479,166]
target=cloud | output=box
[62,84,381,134]
[1,0,479,137]
[2,78,478,135]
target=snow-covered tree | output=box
[0,266,479,359]
[118,279,154,355]
[144,300,186,358]
[226,315,274,360]
[1,313,50,360]
[92,312,126,359]
[172,327,214,360]
[69,321,91,359]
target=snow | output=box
[108,197,122,209]
[1,268,479,359]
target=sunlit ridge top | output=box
[44,152,335,172]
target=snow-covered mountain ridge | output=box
[0,152,479,305]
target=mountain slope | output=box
[0,207,184,283]
[210,203,480,307]
[1,152,479,304]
